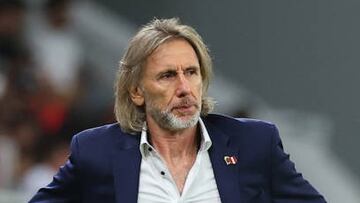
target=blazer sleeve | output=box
[269,124,327,203]
[28,135,81,203]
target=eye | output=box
[159,71,177,80]
[184,67,198,76]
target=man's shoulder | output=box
[203,113,279,147]
[74,123,120,138]
[72,123,138,145]
[203,113,276,129]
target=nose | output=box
[175,73,191,97]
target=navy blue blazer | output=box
[29,114,326,203]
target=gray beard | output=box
[148,104,200,131]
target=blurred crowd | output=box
[0,0,114,199]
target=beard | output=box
[146,97,201,131]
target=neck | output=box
[146,116,201,194]
[146,117,200,162]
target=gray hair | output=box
[114,17,214,134]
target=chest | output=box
[137,151,221,203]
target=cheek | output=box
[145,88,172,107]
[194,80,203,98]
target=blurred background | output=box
[0,0,359,202]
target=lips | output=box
[173,104,193,109]
[172,107,194,117]
[173,105,193,111]
[171,102,198,115]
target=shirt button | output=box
[160,171,165,176]
[148,147,152,151]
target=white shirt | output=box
[138,118,221,203]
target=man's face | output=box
[131,38,203,131]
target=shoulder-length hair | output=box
[114,17,214,134]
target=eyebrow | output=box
[185,65,200,70]
[156,65,200,76]
[165,65,200,71]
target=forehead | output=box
[144,38,200,72]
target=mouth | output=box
[173,105,193,111]
[172,103,198,116]
[168,97,200,116]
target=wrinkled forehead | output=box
[148,39,198,64]
[142,38,199,70]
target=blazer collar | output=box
[204,119,242,203]
[112,131,141,203]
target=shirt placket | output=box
[148,147,181,202]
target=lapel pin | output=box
[224,155,237,165]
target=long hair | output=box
[114,17,214,134]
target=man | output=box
[30,18,326,203]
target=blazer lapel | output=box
[112,133,141,203]
[205,121,242,203]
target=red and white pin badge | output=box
[224,155,237,165]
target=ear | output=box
[130,86,145,106]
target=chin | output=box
[165,112,200,130]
